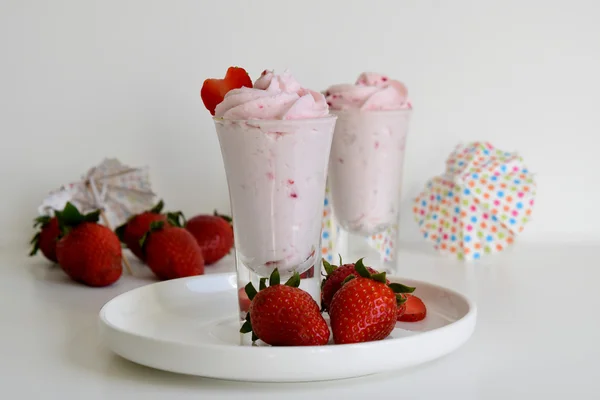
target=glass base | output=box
[335,228,398,275]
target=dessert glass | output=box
[327,109,411,273]
[214,116,337,334]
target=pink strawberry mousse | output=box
[324,72,411,111]
[215,70,329,120]
[215,70,335,276]
[324,73,411,236]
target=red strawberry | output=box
[240,269,330,346]
[201,67,253,115]
[320,257,387,312]
[183,211,233,265]
[238,287,251,313]
[29,215,60,263]
[55,203,122,287]
[299,265,315,279]
[328,259,414,344]
[397,294,427,322]
[141,219,204,280]
[397,293,407,320]
[115,200,168,262]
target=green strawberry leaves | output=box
[213,209,233,225]
[389,283,416,294]
[245,281,258,302]
[138,220,166,251]
[269,268,280,286]
[29,215,53,256]
[55,202,100,237]
[322,259,336,276]
[335,257,416,306]
[33,215,52,229]
[165,211,186,228]
[150,200,165,214]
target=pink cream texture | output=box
[324,72,411,111]
[214,70,329,120]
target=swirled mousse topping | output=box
[324,72,411,111]
[201,67,329,120]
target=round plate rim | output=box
[98,272,477,355]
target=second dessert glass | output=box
[325,73,412,274]
[327,109,411,273]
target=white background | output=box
[1,0,599,248]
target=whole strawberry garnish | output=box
[321,256,387,312]
[397,294,427,322]
[201,66,252,115]
[182,210,233,265]
[29,215,60,263]
[115,200,168,262]
[55,203,122,287]
[328,259,414,344]
[140,216,204,281]
[240,269,330,346]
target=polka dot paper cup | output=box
[413,142,536,261]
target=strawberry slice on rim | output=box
[397,294,427,322]
[201,67,252,115]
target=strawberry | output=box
[55,203,122,287]
[299,265,315,279]
[396,293,408,320]
[320,256,387,312]
[29,215,60,263]
[115,200,168,262]
[328,259,414,344]
[201,66,253,115]
[140,217,204,281]
[397,294,427,322]
[238,287,251,313]
[182,211,233,265]
[240,269,330,346]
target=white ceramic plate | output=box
[98,273,476,382]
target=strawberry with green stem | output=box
[55,202,123,287]
[115,200,168,262]
[29,215,61,263]
[328,258,415,344]
[320,255,388,312]
[140,213,204,280]
[398,294,428,322]
[240,269,330,346]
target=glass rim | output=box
[330,108,412,116]
[213,114,338,125]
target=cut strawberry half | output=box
[396,293,407,320]
[201,67,252,115]
[397,294,427,322]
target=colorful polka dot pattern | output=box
[367,225,397,262]
[320,183,338,263]
[413,142,536,261]
[321,181,396,263]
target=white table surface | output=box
[2,242,599,399]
